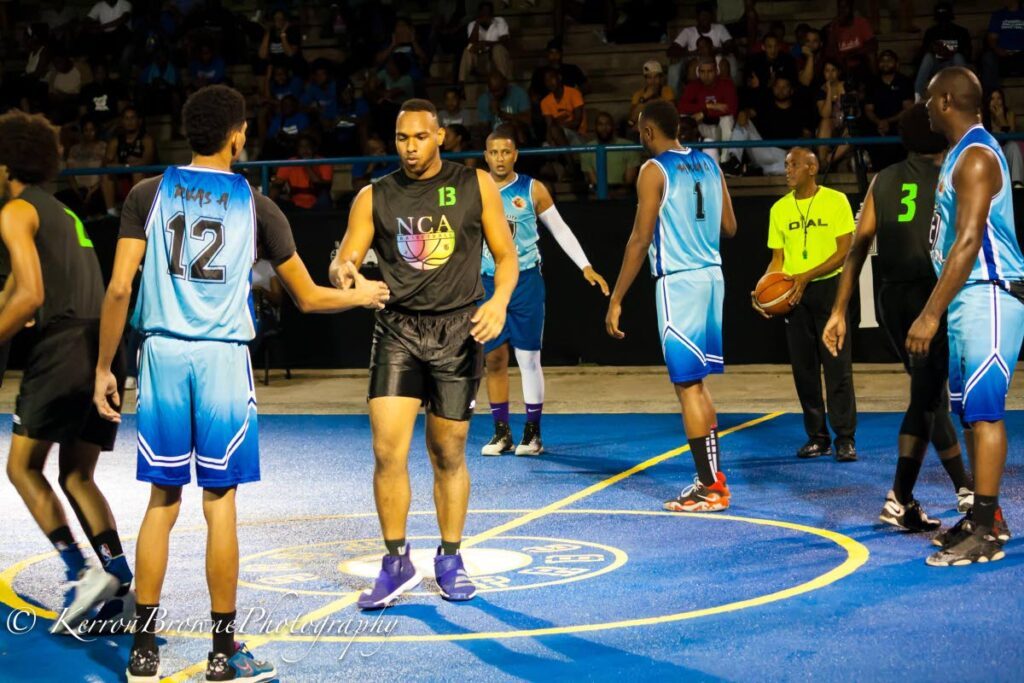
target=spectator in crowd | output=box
[915,2,971,98]
[137,48,181,128]
[101,105,154,216]
[183,0,241,53]
[864,49,913,169]
[188,42,227,87]
[745,33,798,102]
[686,35,732,82]
[47,50,83,124]
[439,87,477,128]
[267,64,304,102]
[86,0,133,73]
[529,39,590,103]
[678,58,737,156]
[79,61,126,136]
[20,24,51,111]
[42,0,80,47]
[678,114,719,164]
[983,88,1024,188]
[791,23,812,59]
[441,123,478,168]
[430,0,471,75]
[301,59,339,125]
[270,135,334,211]
[477,71,531,132]
[667,1,736,94]
[375,53,416,104]
[540,67,587,145]
[823,0,877,84]
[259,9,305,77]
[598,0,673,45]
[60,117,108,218]
[329,79,369,156]
[351,135,398,190]
[375,16,428,84]
[721,0,760,49]
[797,27,825,90]
[460,2,512,81]
[264,94,311,159]
[981,1,1024,91]
[580,111,642,196]
[816,58,858,169]
[626,60,675,135]
[729,76,814,175]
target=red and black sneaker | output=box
[664,472,731,512]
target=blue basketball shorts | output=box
[947,283,1024,424]
[656,267,725,384]
[481,266,545,354]
[136,335,260,488]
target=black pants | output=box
[784,275,857,443]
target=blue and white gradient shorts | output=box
[136,335,259,488]
[655,267,725,384]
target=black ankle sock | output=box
[384,538,406,556]
[441,540,460,555]
[975,494,998,529]
[90,528,125,563]
[134,604,160,652]
[211,611,236,656]
[689,435,715,487]
[48,526,75,549]
[892,457,923,504]
[939,453,973,492]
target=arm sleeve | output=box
[254,193,297,265]
[118,177,161,240]
[538,205,591,271]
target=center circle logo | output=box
[397,227,455,270]
[239,535,627,596]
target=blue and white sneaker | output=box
[434,547,476,602]
[357,544,421,611]
[206,642,277,682]
[50,565,120,634]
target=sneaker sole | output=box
[515,446,544,456]
[438,586,477,602]
[926,549,1006,567]
[797,450,832,459]
[357,571,422,611]
[224,667,278,683]
[480,448,510,456]
[126,669,160,683]
[52,571,121,634]
[878,512,940,533]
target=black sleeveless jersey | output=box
[871,153,941,283]
[117,132,146,164]
[371,161,485,312]
[2,186,105,328]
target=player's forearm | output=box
[293,284,365,314]
[610,234,649,304]
[96,286,132,371]
[0,288,40,344]
[490,252,518,305]
[831,237,871,314]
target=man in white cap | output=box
[626,60,675,136]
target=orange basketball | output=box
[754,272,795,316]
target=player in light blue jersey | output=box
[479,127,609,456]
[606,100,738,512]
[92,86,389,683]
[909,67,1024,566]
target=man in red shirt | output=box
[677,57,737,162]
[270,135,333,210]
[824,0,877,83]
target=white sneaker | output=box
[50,566,120,634]
[514,423,544,456]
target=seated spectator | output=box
[729,76,815,175]
[79,61,126,136]
[352,135,398,190]
[265,94,311,159]
[47,51,83,124]
[460,2,512,81]
[375,54,416,104]
[667,2,736,94]
[43,1,80,47]
[375,16,428,84]
[983,88,1024,188]
[864,49,913,169]
[678,114,719,165]
[915,2,971,98]
[188,42,226,87]
[823,0,877,84]
[59,117,108,218]
[540,67,587,146]
[678,58,737,155]
[270,135,334,210]
[301,59,339,125]
[686,36,732,82]
[86,0,133,72]
[580,111,642,196]
[329,79,369,156]
[477,72,531,132]
[816,58,859,169]
[183,0,242,60]
[137,48,181,128]
[439,87,477,128]
[627,60,675,135]
[101,105,155,216]
[529,39,589,104]
[267,64,304,102]
[442,123,478,168]
[745,34,797,100]
[982,1,1024,91]
[796,27,825,90]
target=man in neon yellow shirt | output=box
[755,148,858,461]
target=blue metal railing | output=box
[59,133,1024,200]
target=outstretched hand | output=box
[584,266,610,296]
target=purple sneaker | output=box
[434,547,476,602]
[357,544,421,611]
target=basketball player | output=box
[330,99,517,609]
[0,111,133,634]
[93,85,389,681]
[479,126,609,456]
[823,103,975,533]
[605,100,738,512]
[907,67,1024,566]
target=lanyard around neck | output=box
[793,188,820,260]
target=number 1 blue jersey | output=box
[647,148,723,277]
[132,166,258,342]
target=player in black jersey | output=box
[330,99,518,609]
[823,103,978,533]
[0,111,134,634]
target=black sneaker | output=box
[481,421,513,456]
[797,438,832,459]
[835,441,858,462]
[879,490,941,532]
[926,526,1006,567]
[933,509,1011,548]
[515,422,544,456]
[126,646,160,683]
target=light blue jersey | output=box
[132,165,258,342]
[932,125,1024,287]
[648,148,723,277]
[481,173,541,276]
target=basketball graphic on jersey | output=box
[511,196,527,210]
[396,214,457,271]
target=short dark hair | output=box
[0,111,61,184]
[399,98,438,118]
[446,123,470,142]
[546,38,563,52]
[486,125,518,147]
[900,102,947,154]
[443,86,463,99]
[182,85,247,156]
[641,100,680,139]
